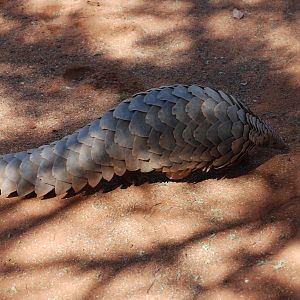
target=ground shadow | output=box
[0,0,299,299]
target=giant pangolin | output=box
[0,84,285,198]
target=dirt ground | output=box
[0,0,299,299]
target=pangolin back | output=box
[0,84,285,198]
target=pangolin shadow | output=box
[79,147,286,197]
[17,146,286,200]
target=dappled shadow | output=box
[0,0,299,299]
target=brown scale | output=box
[0,84,286,198]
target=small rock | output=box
[273,260,285,270]
[233,8,244,19]
[229,233,237,240]
[8,284,17,294]
[202,243,210,251]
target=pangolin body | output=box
[0,84,285,198]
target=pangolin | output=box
[0,84,285,198]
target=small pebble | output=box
[233,8,244,19]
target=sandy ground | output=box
[0,0,299,299]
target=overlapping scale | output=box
[0,84,280,198]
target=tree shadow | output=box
[0,0,299,299]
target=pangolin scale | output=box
[0,84,285,198]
